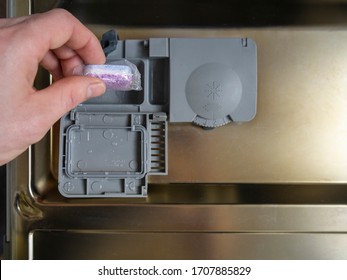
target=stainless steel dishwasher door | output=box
[5,0,347,259]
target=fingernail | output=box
[87,81,106,98]
[72,65,84,76]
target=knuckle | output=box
[51,8,70,17]
[51,8,75,24]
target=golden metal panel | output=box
[111,27,347,184]
[30,230,347,260]
[6,0,347,260]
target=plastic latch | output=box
[100,30,119,57]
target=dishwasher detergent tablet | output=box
[83,60,142,91]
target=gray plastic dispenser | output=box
[58,35,257,198]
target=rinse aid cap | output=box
[185,63,243,128]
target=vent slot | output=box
[150,121,167,174]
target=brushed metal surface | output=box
[5,0,347,260]
[30,230,347,260]
[50,27,347,185]
[154,28,347,184]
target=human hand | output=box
[0,9,106,165]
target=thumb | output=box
[32,76,105,127]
